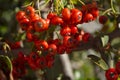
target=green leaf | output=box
[88,55,109,70]
[111,37,120,49]
[15,32,26,41]
[101,35,109,47]
[0,55,12,74]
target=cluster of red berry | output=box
[12,2,99,79]
[105,61,120,80]
[81,2,99,23]
[12,52,54,79]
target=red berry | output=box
[90,8,99,19]
[47,12,57,19]
[45,19,50,29]
[115,61,120,74]
[70,25,78,35]
[75,34,82,42]
[29,52,39,61]
[60,26,71,36]
[48,44,57,55]
[71,8,82,24]
[45,54,54,68]
[10,41,21,49]
[62,8,71,21]
[34,18,48,32]
[25,6,35,18]
[34,40,48,51]
[63,36,74,47]
[51,16,63,25]
[57,44,66,54]
[82,33,91,42]
[48,39,61,46]
[30,14,40,24]
[36,57,46,69]
[83,13,94,22]
[26,31,33,41]
[16,11,26,22]
[19,18,30,31]
[105,68,118,80]
[99,15,108,24]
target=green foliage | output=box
[88,55,109,70]
[101,35,109,47]
[111,37,120,49]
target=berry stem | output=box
[110,0,117,15]
[37,0,41,16]
[58,0,64,9]
[102,8,112,15]
[78,0,85,5]
[55,0,59,14]
[22,1,34,8]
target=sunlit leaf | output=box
[101,35,109,47]
[88,55,109,70]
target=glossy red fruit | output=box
[48,39,61,46]
[62,8,71,21]
[99,15,108,24]
[26,31,33,41]
[71,8,82,24]
[45,19,50,29]
[34,40,48,51]
[51,16,63,25]
[45,54,54,68]
[105,68,118,80]
[29,52,39,61]
[34,18,48,32]
[48,44,57,55]
[36,57,47,69]
[25,6,35,18]
[90,8,99,19]
[27,53,39,70]
[70,25,78,35]
[47,12,57,19]
[10,41,21,49]
[57,44,66,54]
[30,14,40,24]
[83,13,94,22]
[16,11,26,22]
[27,25,34,31]
[82,33,91,42]
[115,61,120,74]
[81,5,87,13]
[75,34,82,42]
[63,36,74,47]
[60,26,71,36]
[19,18,30,31]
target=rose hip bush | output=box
[0,0,120,80]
